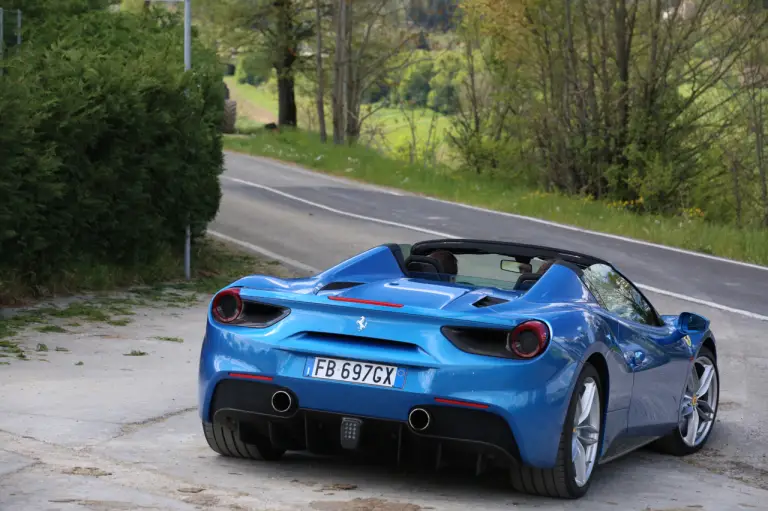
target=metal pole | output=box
[183,0,192,280]
[16,9,21,46]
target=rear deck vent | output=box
[472,296,509,308]
[318,281,364,292]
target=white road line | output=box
[222,176,456,238]
[221,175,768,322]
[225,151,768,272]
[225,152,404,196]
[207,230,320,274]
[634,284,768,322]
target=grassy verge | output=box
[0,236,302,362]
[224,129,768,267]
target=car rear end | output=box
[198,284,583,471]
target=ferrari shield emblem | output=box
[683,335,692,347]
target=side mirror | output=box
[677,312,709,334]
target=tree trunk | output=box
[614,0,630,165]
[277,71,298,127]
[275,0,297,127]
[332,0,346,144]
[315,0,327,143]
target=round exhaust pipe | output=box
[408,408,431,432]
[271,390,293,413]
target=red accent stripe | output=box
[228,372,273,381]
[434,397,489,409]
[327,296,404,308]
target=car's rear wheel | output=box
[202,421,285,461]
[509,362,603,499]
[651,346,719,456]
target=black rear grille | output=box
[208,378,521,472]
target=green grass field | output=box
[224,77,455,163]
[224,129,768,267]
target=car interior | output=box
[392,239,604,292]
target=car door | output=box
[581,264,691,437]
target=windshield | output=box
[408,252,552,291]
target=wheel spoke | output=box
[685,408,699,446]
[689,368,700,395]
[572,438,587,485]
[576,381,596,425]
[696,364,715,398]
[697,400,715,422]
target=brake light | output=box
[327,296,404,308]
[506,320,549,358]
[212,288,243,323]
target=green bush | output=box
[395,51,435,107]
[235,53,271,87]
[0,9,225,288]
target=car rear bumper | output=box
[198,325,581,469]
[208,377,522,469]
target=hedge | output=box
[0,9,225,288]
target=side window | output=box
[581,264,659,326]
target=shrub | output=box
[0,9,225,289]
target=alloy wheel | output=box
[679,355,718,447]
[572,377,601,487]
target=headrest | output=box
[514,272,542,291]
[405,255,445,278]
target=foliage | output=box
[458,0,768,227]
[236,52,272,86]
[0,9,225,292]
[395,50,435,107]
[407,0,460,31]
[427,50,462,114]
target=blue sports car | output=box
[198,239,719,499]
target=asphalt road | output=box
[219,151,768,319]
[2,151,768,511]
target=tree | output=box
[197,0,315,127]
[462,0,768,218]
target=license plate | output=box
[304,356,406,388]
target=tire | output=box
[651,346,719,456]
[202,421,285,461]
[222,99,237,134]
[509,363,604,499]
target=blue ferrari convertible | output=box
[198,239,719,499]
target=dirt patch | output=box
[311,498,422,511]
[321,483,358,491]
[227,85,276,125]
[62,466,112,477]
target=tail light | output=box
[441,320,550,360]
[506,320,549,358]
[211,288,290,327]
[212,288,243,323]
